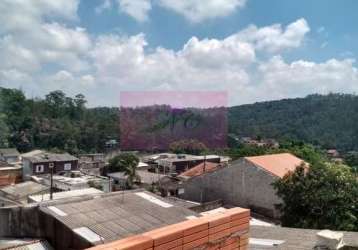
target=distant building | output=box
[327,149,340,158]
[0,148,20,164]
[179,162,224,179]
[180,153,307,218]
[22,150,78,179]
[0,161,22,187]
[240,137,280,148]
[79,153,105,175]
[32,171,111,192]
[0,181,48,205]
[156,154,221,174]
[28,188,103,203]
[108,169,165,190]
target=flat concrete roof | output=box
[28,188,103,203]
[250,225,358,249]
[39,190,199,244]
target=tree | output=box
[344,151,358,173]
[108,153,140,189]
[273,162,358,231]
[0,114,9,147]
[169,139,208,155]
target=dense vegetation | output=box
[273,159,358,231]
[2,87,358,156]
[229,93,358,151]
[0,87,119,154]
[107,153,140,188]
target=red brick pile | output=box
[87,207,250,250]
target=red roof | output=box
[244,153,307,178]
[179,162,222,178]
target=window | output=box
[35,165,44,173]
[64,163,72,171]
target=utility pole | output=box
[49,162,54,200]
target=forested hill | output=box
[228,94,358,151]
[0,87,119,153]
[1,86,358,153]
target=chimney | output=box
[315,230,345,250]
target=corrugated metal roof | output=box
[22,152,78,163]
[0,181,48,199]
[0,239,53,250]
[0,148,20,157]
[40,191,198,245]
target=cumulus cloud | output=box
[158,0,246,22]
[116,0,152,22]
[0,5,357,107]
[236,18,310,53]
[257,56,358,98]
[0,0,79,33]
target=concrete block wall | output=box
[87,207,250,250]
[181,159,281,218]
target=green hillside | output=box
[229,94,358,151]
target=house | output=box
[179,162,224,179]
[32,171,111,192]
[79,153,105,175]
[22,150,78,179]
[0,148,20,164]
[0,181,48,204]
[0,161,22,187]
[327,149,340,158]
[107,169,165,190]
[157,154,221,174]
[180,153,307,218]
[157,161,225,197]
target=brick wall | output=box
[87,207,250,250]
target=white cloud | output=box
[236,18,310,53]
[180,36,255,68]
[252,56,358,102]
[95,0,112,14]
[116,0,152,22]
[0,0,79,34]
[158,0,246,22]
[1,7,357,107]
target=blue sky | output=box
[0,0,357,106]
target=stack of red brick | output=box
[87,207,250,250]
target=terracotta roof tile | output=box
[244,153,307,178]
[179,162,222,178]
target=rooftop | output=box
[22,151,78,163]
[250,225,358,249]
[28,188,103,203]
[0,181,48,200]
[40,190,199,244]
[179,161,223,178]
[244,153,307,178]
[0,238,53,250]
[0,148,20,157]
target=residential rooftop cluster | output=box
[0,147,357,250]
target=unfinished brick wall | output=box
[87,207,250,250]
